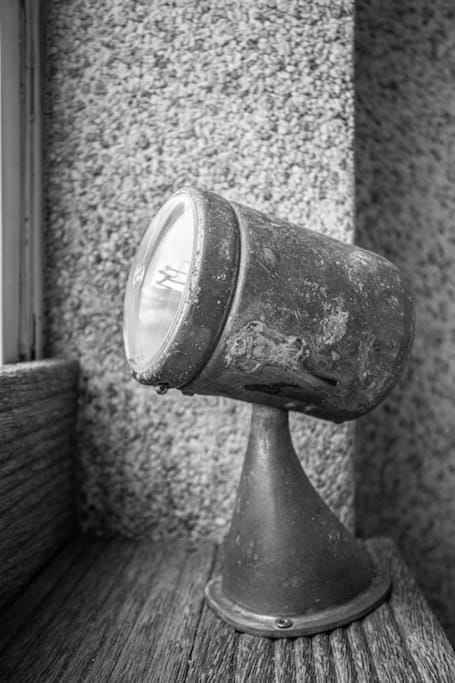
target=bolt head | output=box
[275,617,293,629]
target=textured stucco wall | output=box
[355,1,455,642]
[44,0,355,540]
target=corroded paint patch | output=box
[186,195,413,421]
[225,321,310,374]
[319,297,349,346]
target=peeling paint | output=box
[320,297,349,346]
[182,192,414,422]
[225,321,310,374]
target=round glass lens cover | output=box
[124,194,195,373]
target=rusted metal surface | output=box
[125,187,414,422]
[182,191,414,422]
[205,404,391,637]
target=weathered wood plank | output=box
[274,638,300,683]
[0,416,75,475]
[0,359,78,411]
[75,540,175,681]
[0,535,88,652]
[329,628,356,683]
[235,634,275,682]
[0,359,78,611]
[0,393,77,447]
[0,537,109,680]
[0,480,76,611]
[186,547,239,683]
[28,539,139,681]
[187,602,239,683]
[312,633,338,683]
[1,537,454,682]
[0,463,73,541]
[275,637,315,683]
[273,638,302,683]
[361,594,421,682]
[108,540,215,683]
[1,503,74,584]
[368,538,455,682]
[0,523,76,618]
[345,620,378,682]
[0,455,73,517]
[2,538,216,682]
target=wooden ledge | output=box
[0,537,453,681]
[0,359,79,611]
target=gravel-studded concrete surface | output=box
[44,0,355,540]
[356,0,455,643]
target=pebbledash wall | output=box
[44,0,356,540]
[355,1,455,642]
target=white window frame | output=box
[0,0,43,363]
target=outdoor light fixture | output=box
[123,187,414,637]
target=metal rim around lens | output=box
[124,187,241,389]
[124,192,196,376]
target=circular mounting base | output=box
[205,567,391,638]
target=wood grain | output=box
[345,620,378,682]
[108,540,215,683]
[0,535,88,653]
[1,537,454,682]
[0,393,77,447]
[186,546,239,683]
[0,360,78,410]
[369,538,455,682]
[0,359,78,611]
[186,602,239,682]
[0,417,75,481]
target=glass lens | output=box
[124,194,195,373]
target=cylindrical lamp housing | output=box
[124,187,414,422]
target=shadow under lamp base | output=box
[205,405,391,638]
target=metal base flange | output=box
[205,566,391,638]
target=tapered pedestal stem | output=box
[205,405,390,637]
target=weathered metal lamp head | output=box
[124,187,414,637]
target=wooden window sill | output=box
[0,359,78,611]
[0,536,453,681]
